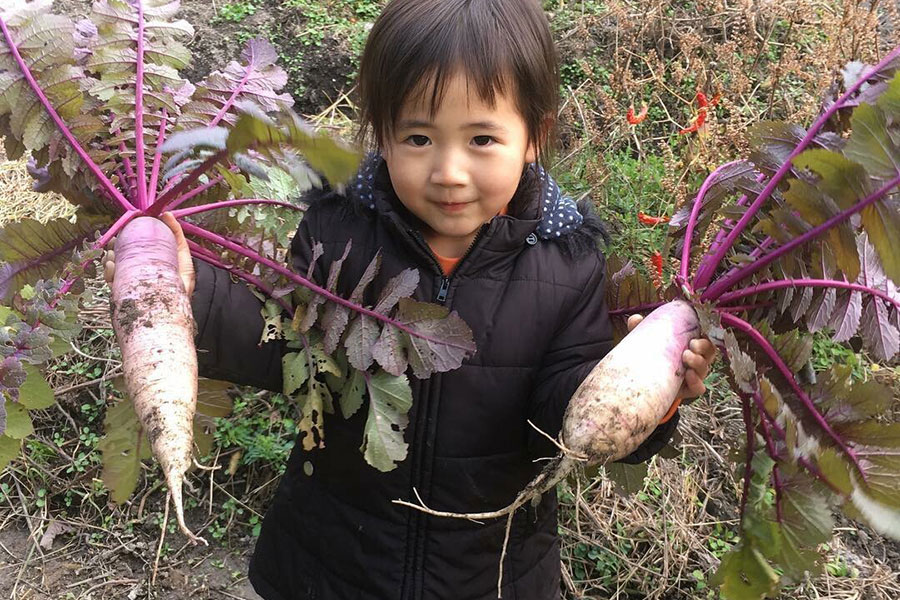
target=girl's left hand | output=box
[626,314,717,401]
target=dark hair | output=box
[357,0,559,161]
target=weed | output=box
[214,1,258,24]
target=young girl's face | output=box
[382,72,537,258]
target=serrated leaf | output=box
[371,325,408,376]
[309,345,341,378]
[845,102,900,181]
[3,402,32,439]
[806,287,837,333]
[361,370,413,472]
[339,368,365,419]
[282,351,309,396]
[792,149,870,211]
[344,315,379,371]
[0,216,106,301]
[374,268,419,314]
[859,197,900,285]
[350,252,382,303]
[860,295,899,360]
[17,364,53,410]
[320,303,350,355]
[768,476,833,581]
[850,482,900,538]
[725,330,758,393]
[829,290,863,342]
[396,298,476,379]
[98,397,151,505]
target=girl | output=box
[109,0,714,598]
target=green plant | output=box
[214,1,258,24]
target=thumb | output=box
[160,212,195,296]
[627,314,643,332]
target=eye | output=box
[406,134,430,147]
[473,135,494,147]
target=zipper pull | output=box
[436,277,450,303]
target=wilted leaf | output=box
[282,351,309,396]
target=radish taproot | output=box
[110,217,203,545]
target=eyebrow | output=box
[396,119,509,133]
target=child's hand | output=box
[626,314,717,402]
[103,213,195,296]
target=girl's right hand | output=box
[103,212,196,296]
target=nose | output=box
[429,150,469,187]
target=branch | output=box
[703,171,900,301]
[696,46,900,290]
[179,221,475,354]
[720,313,865,480]
[171,198,306,219]
[0,16,135,213]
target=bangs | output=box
[358,0,558,159]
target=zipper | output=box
[408,224,489,304]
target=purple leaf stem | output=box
[149,151,226,215]
[147,109,169,207]
[739,392,756,522]
[187,240,292,313]
[166,173,226,211]
[119,141,136,188]
[133,0,148,209]
[718,279,900,310]
[179,221,475,353]
[209,67,253,128]
[680,160,743,286]
[720,312,865,480]
[96,210,140,249]
[717,302,775,313]
[171,198,306,219]
[703,171,900,301]
[0,16,135,213]
[694,173,769,290]
[608,301,666,317]
[697,46,900,291]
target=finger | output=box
[104,260,115,284]
[682,349,709,378]
[627,314,643,332]
[161,212,188,250]
[690,338,717,361]
[681,369,706,398]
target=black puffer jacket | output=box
[191,157,678,600]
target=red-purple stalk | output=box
[718,279,900,310]
[171,198,306,219]
[133,0,149,209]
[147,109,169,206]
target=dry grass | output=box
[0,147,74,226]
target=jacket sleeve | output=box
[526,249,679,463]
[192,205,323,392]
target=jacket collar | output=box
[345,153,583,259]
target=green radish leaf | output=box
[3,402,33,439]
[282,352,310,397]
[98,397,151,505]
[361,370,413,472]
[0,434,20,471]
[338,368,366,419]
[792,149,870,211]
[17,364,54,410]
[711,543,780,600]
[844,102,900,182]
[859,197,900,285]
[767,475,832,582]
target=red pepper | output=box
[679,107,708,135]
[650,251,664,288]
[696,91,709,108]
[626,104,648,125]
[638,211,670,226]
